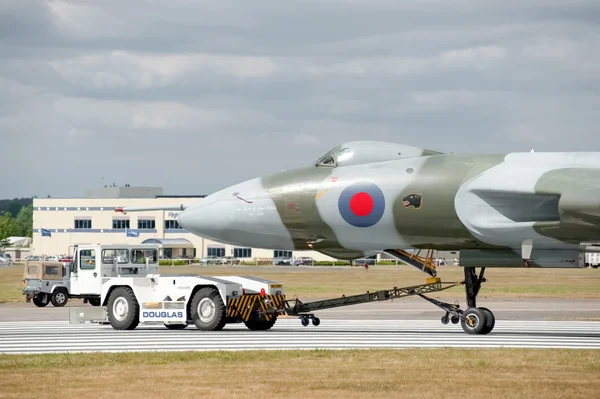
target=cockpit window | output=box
[337,147,353,163]
[315,152,337,167]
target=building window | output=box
[138,219,156,229]
[234,248,252,258]
[74,219,92,229]
[274,250,292,258]
[112,219,130,229]
[207,247,225,257]
[165,220,182,229]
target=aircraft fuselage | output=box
[177,146,600,261]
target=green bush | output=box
[159,260,189,266]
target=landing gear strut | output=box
[421,266,494,334]
[459,267,495,334]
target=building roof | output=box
[141,238,194,247]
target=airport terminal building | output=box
[31,185,339,261]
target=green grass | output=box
[3,262,600,303]
[1,349,599,399]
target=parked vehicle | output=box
[273,257,292,265]
[294,257,314,266]
[0,253,12,267]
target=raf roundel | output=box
[337,182,385,227]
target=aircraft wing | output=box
[114,204,189,214]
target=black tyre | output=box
[165,323,188,330]
[106,287,140,330]
[460,307,488,335]
[478,307,495,334]
[51,288,68,307]
[244,315,277,331]
[88,297,101,307]
[190,287,226,331]
[32,294,48,307]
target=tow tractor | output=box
[67,243,287,330]
[69,244,493,334]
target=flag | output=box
[41,228,51,237]
[126,228,139,237]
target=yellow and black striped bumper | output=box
[227,294,286,321]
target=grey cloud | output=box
[1,0,599,197]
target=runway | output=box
[1,319,599,354]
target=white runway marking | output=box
[1,319,599,354]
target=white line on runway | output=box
[1,319,599,354]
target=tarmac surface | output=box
[1,299,599,353]
[1,319,599,353]
[1,297,599,322]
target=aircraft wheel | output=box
[32,294,48,307]
[190,287,226,331]
[165,324,188,330]
[106,286,140,330]
[460,307,487,335]
[51,289,68,307]
[478,307,495,334]
[244,315,277,331]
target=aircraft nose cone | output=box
[177,201,235,242]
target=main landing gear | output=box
[425,267,494,335]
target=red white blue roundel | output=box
[338,182,385,227]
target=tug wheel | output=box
[190,287,226,331]
[106,286,140,330]
[312,317,320,326]
[300,316,309,326]
[244,315,278,331]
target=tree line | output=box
[0,198,33,242]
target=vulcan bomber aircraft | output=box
[117,141,600,334]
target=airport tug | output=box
[65,244,489,335]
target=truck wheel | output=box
[106,287,140,330]
[244,315,277,331]
[32,294,48,307]
[51,289,68,307]
[190,287,226,331]
[88,298,101,307]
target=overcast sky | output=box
[1,0,599,198]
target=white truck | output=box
[65,243,287,331]
[23,243,162,307]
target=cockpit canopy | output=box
[314,141,442,168]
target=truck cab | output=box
[24,243,161,307]
[68,243,160,298]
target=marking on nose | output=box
[315,189,329,200]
